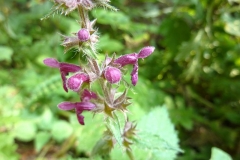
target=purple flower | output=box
[114,53,138,67]
[78,28,90,42]
[131,62,139,86]
[104,67,122,84]
[66,73,89,92]
[114,46,155,86]
[58,89,97,125]
[138,46,155,59]
[81,89,97,102]
[58,101,95,125]
[43,58,81,92]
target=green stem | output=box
[78,6,87,28]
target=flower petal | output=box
[67,73,89,92]
[104,67,122,84]
[75,102,96,125]
[131,62,139,86]
[81,89,97,102]
[75,102,96,111]
[78,28,90,42]
[58,101,76,110]
[76,113,85,125]
[61,72,68,92]
[59,62,81,73]
[138,46,155,59]
[43,58,60,68]
[114,53,138,67]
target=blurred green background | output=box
[0,0,240,159]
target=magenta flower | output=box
[78,28,90,42]
[43,58,81,92]
[104,67,122,84]
[58,101,95,125]
[114,46,155,86]
[58,89,97,125]
[81,89,97,102]
[66,73,90,92]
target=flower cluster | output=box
[42,0,155,156]
[44,46,154,124]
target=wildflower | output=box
[114,46,155,86]
[104,67,122,84]
[43,58,81,92]
[58,89,97,125]
[78,28,90,42]
[58,101,95,125]
[66,72,90,92]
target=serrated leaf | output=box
[14,121,37,142]
[210,147,232,160]
[111,106,181,160]
[35,131,51,152]
[51,120,73,143]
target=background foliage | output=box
[0,0,239,159]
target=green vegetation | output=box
[0,0,239,159]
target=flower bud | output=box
[67,73,89,92]
[77,28,90,42]
[138,46,155,59]
[114,53,138,67]
[104,67,122,84]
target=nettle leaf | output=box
[35,131,51,152]
[111,106,181,160]
[13,121,37,142]
[51,120,73,143]
[210,147,232,160]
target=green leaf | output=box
[73,113,105,154]
[98,34,124,53]
[0,46,13,62]
[111,106,181,160]
[35,131,51,152]
[37,108,54,130]
[14,121,37,142]
[0,133,19,160]
[210,147,232,160]
[92,9,130,29]
[51,120,73,143]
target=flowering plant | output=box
[42,0,154,158]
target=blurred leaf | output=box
[0,46,13,62]
[35,131,51,152]
[222,13,240,36]
[159,17,191,52]
[14,121,37,142]
[210,147,232,160]
[92,9,130,29]
[0,133,19,160]
[37,108,54,130]
[98,34,124,53]
[51,120,73,143]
